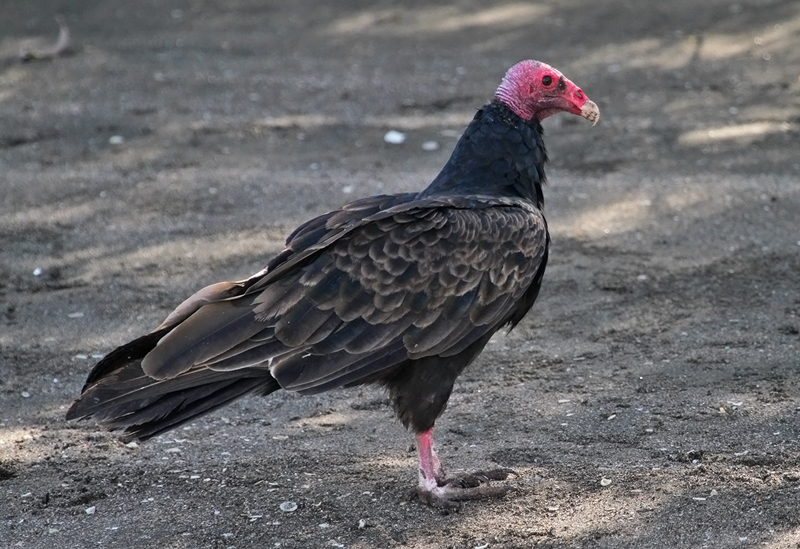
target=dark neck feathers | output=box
[420,100,547,209]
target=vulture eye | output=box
[542,75,552,86]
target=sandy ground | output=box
[1,1,800,547]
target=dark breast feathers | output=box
[131,194,548,397]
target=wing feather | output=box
[131,194,547,396]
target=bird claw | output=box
[415,468,516,508]
[441,467,516,487]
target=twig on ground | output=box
[18,15,72,62]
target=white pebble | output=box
[85,506,96,515]
[109,135,125,145]
[33,267,43,276]
[21,391,31,398]
[74,354,89,360]
[421,140,440,151]
[279,501,297,512]
[600,477,612,486]
[383,130,406,144]
[67,312,85,319]
[358,519,367,529]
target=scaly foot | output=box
[416,468,516,508]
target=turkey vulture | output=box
[67,60,599,507]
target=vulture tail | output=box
[66,331,280,441]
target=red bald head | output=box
[495,60,599,125]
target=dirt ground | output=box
[1,1,799,547]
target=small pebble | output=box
[383,130,406,144]
[358,519,367,529]
[279,501,297,513]
[68,312,85,319]
[85,506,96,515]
[33,267,43,276]
[109,135,125,145]
[600,477,612,486]
[421,140,440,151]
[21,391,31,398]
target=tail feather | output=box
[67,331,280,441]
[103,376,279,441]
[81,329,169,390]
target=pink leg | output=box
[416,429,445,489]
[414,428,514,508]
